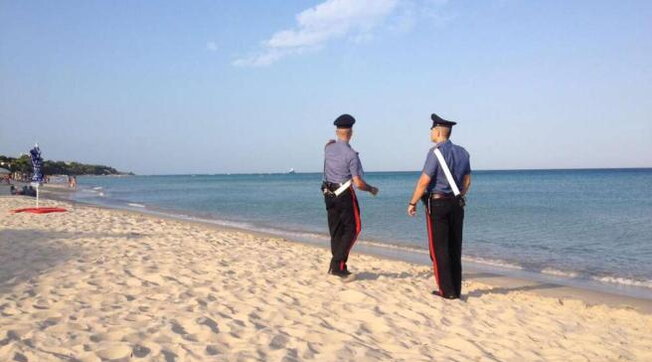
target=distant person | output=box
[321,114,379,280]
[72,176,77,188]
[20,185,37,197]
[407,113,471,299]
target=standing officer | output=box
[322,114,379,279]
[407,113,471,299]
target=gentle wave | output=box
[592,276,652,289]
[80,187,105,197]
[541,268,580,278]
[463,256,525,271]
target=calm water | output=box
[74,169,652,295]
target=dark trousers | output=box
[325,188,361,272]
[425,198,465,298]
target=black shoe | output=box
[431,290,459,299]
[329,269,352,277]
[329,269,355,282]
[328,264,351,276]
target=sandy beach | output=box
[1,196,651,361]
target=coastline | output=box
[2,194,651,360]
[48,183,652,304]
[36,184,652,312]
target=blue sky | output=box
[1,0,650,174]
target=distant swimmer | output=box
[407,113,471,299]
[321,114,379,280]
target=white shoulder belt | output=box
[434,148,461,196]
[334,180,352,196]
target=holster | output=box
[321,181,336,198]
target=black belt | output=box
[430,193,456,199]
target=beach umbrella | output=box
[9,144,67,214]
[29,144,44,207]
[29,144,44,183]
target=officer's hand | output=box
[407,204,417,216]
[370,186,379,196]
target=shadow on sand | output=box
[354,270,433,281]
[463,283,563,300]
[352,269,563,300]
[0,229,145,296]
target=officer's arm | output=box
[350,153,378,195]
[409,172,431,206]
[353,176,378,195]
[461,174,471,195]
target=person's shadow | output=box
[352,270,563,301]
[354,271,432,281]
[462,283,562,301]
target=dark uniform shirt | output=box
[422,140,471,193]
[324,140,364,184]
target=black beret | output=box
[334,114,356,129]
[431,113,457,129]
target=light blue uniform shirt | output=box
[422,140,471,194]
[324,140,364,184]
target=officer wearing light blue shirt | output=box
[422,140,471,195]
[408,113,472,299]
[322,114,378,279]
[323,139,363,184]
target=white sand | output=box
[1,196,651,361]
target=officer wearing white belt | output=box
[407,113,471,299]
[322,114,379,279]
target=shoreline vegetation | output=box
[0,154,133,177]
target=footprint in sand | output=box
[205,345,221,356]
[90,330,126,342]
[269,334,289,350]
[170,318,215,342]
[32,298,52,310]
[1,306,21,316]
[132,344,151,358]
[197,317,220,333]
[95,344,132,360]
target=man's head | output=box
[431,125,451,142]
[336,128,353,141]
[430,113,456,142]
[334,114,355,141]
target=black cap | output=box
[431,113,457,129]
[334,114,356,129]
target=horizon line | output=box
[103,166,652,177]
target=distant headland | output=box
[0,154,134,176]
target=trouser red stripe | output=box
[341,187,361,271]
[425,208,442,294]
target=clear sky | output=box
[1,0,651,174]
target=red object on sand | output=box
[11,207,68,214]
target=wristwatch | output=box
[408,202,416,207]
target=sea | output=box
[73,169,652,299]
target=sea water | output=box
[74,169,652,298]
